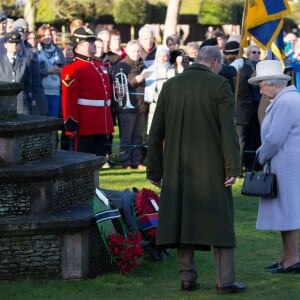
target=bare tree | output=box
[24,0,37,30]
[163,0,182,44]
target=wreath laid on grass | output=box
[107,231,144,275]
[134,188,160,241]
[94,187,161,275]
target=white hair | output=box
[138,26,154,38]
[125,39,141,50]
[155,45,170,59]
[264,79,289,87]
[197,46,223,65]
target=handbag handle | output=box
[251,152,271,174]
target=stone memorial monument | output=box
[0,82,111,280]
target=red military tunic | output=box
[61,55,114,136]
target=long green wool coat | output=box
[146,63,240,249]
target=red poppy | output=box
[107,231,144,275]
[134,188,160,241]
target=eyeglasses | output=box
[251,51,261,54]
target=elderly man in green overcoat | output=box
[146,46,246,294]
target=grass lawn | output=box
[1,163,300,299]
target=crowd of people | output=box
[0,11,290,171]
[1,10,300,294]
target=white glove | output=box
[230,58,244,71]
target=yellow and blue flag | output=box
[242,0,290,49]
[245,0,290,28]
[267,29,286,64]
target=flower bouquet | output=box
[107,230,144,275]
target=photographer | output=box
[169,49,189,74]
[166,35,189,74]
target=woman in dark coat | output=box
[147,46,245,294]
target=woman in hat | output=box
[219,41,244,93]
[144,45,175,135]
[248,60,300,273]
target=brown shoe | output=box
[216,282,246,294]
[181,281,200,291]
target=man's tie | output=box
[11,57,16,68]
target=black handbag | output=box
[241,153,277,198]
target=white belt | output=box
[78,98,111,107]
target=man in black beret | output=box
[199,37,218,49]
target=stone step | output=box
[0,114,63,165]
[0,205,112,280]
[0,150,105,216]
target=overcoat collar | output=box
[184,62,212,73]
[266,85,297,113]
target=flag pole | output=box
[234,0,248,103]
[239,0,248,57]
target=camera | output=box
[170,49,189,65]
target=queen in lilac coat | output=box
[248,59,300,274]
[257,85,300,231]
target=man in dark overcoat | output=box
[146,46,246,294]
[0,30,32,113]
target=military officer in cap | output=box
[0,30,33,114]
[61,26,114,157]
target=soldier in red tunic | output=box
[61,26,114,156]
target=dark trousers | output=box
[177,245,235,284]
[60,127,73,151]
[118,111,146,167]
[236,118,261,170]
[75,134,111,156]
